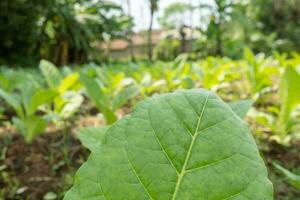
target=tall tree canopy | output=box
[0,0,131,65]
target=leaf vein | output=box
[149,118,180,174]
[185,153,238,173]
[164,98,194,137]
[125,148,154,200]
[172,93,209,200]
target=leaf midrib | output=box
[172,93,209,200]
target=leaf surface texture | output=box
[65,89,273,200]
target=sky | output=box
[111,0,211,31]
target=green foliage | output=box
[154,38,181,61]
[256,0,300,52]
[0,85,57,142]
[243,48,279,98]
[159,2,190,29]
[2,0,300,63]
[39,60,62,90]
[187,0,300,58]
[77,126,109,152]
[277,65,300,138]
[1,51,300,143]
[0,0,132,65]
[79,64,140,124]
[39,60,83,122]
[0,0,49,64]
[65,89,273,199]
[76,99,253,153]
[80,72,117,124]
[12,116,47,143]
[199,57,234,91]
[273,163,300,190]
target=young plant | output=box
[243,48,279,99]
[277,65,300,139]
[199,57,233,91]
[0,76,57,142]
[80,67,139,124]
[273,163,300,190]
[39,60,84,122]
[246,65,300,143]
[65,89,273,199]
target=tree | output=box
[189,0,194,49]
[147,0,159,62]
[39,0,132,64]
[206,0,233,56]
[0,0,132,65]
[195,0,242,57]
[125,0,135,61]
[159,2,189,29]
[0,0,50,65]
[255,0,300,52]
[159,2,192,54]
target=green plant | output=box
[243,48,279,99]
[65,89,273,199]
[273,163,300,190]
[39,60,83,122]
[199,57,235,91]
[80,67,139,124]
[76,99,253,153]
[77,126,109,152]
[154,38,181,61]
[246,64,300,143]
[277,65,300,139]
[0,77,57,142]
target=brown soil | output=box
[0,132,87,199]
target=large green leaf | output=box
[77,126,109,152]
[65,89,273,200]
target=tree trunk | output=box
[148,10,154,61]
[61,39,69,65]
[189,0,193,52]
[180,26,187,53]
[126,0,135,61]
[216,25,222,56]
[216,3,223,56]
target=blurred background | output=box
[0,0,300,199]
[1,0,300,65]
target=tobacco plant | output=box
[243,48,279,99]
[199,57,234,91]
[0,71,57,142]
[273,163,300,191]
[277,65,300,139]
[39,60,83,122]
[247,65,300,143]
[65,89,273,199]
[80,66,139,124]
